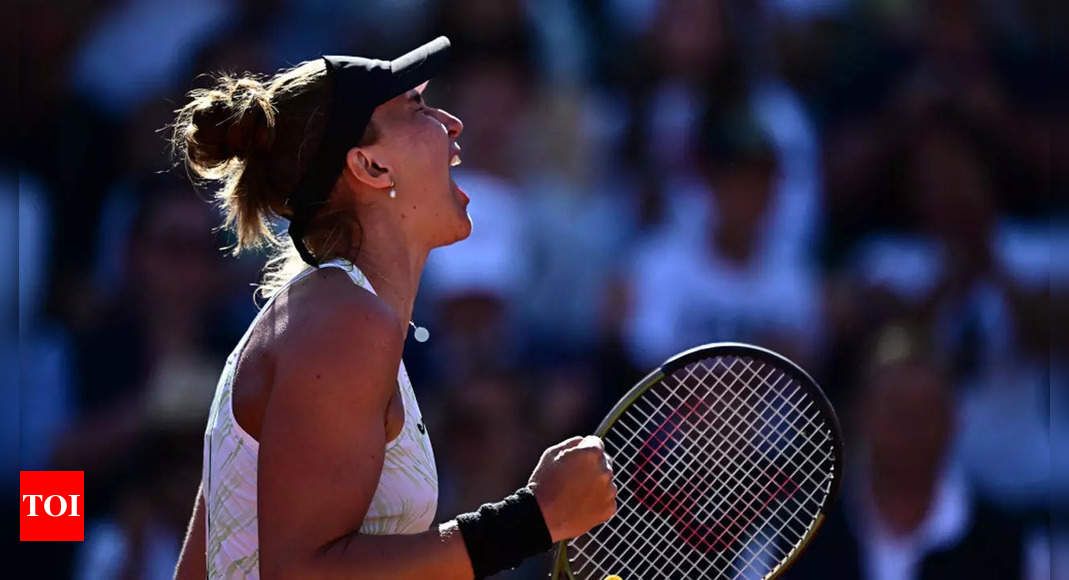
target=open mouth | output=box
[449,142,463,168]
[448,143,468,204]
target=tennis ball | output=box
[605,576,623,580]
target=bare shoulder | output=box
[234,267,401,442]
[269,268,403,403]
[286,268,400,341]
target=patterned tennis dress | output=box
[201,259,438,578]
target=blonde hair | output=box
[171,59,377,299]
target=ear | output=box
[344,146,393,190]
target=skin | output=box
[175,86,616,580]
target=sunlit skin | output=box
[331,85,470,344]
[344,85,471,250]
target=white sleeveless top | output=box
[202,259,438,579]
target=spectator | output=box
[53,184,233,520]
[422,49,535,381]
[624,108,822,368]
[784,324,1025,580]
[74,426,203,580]
[848,118,1023,380]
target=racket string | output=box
[568,355,838,579]
[575,360,762,576]
[624,362,811,547]
[683,358,836,574]
[573,361,745,577]
[705,361,838,576]
[627,362,816,574]
[706,362,835,530]
[575,358,778,577]
[620,382,793,558]
[726,359,836,488]
[575,363,732,576]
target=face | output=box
[357,87,470,248]
[132,192,220,304]
[862,362,952,489]
[654,0,725,78]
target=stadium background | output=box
[9,0,1065,578]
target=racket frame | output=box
[550,342,844,580]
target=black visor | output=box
[288,36,451,266]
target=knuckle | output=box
[558,447,581,460]
[561,435,583,447]
[582,436,604,449]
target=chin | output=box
[431,211,472,249]
[450,211,473,244]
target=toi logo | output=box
[20,471,84,541]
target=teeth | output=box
[450,154,462,167]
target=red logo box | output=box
[20,471,84,541]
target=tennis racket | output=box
[550,343,843,580]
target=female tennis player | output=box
[172,37,616,579]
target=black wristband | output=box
[455,487,553,579]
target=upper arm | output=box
[256,299,403,578]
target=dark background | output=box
[10,0,1065,578]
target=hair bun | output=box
[180,75,276,175]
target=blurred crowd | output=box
[10,0,1065,578]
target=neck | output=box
[345,210,428,340]
[868,471,936,537]
[710,225,756,266]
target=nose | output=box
[434,108,463,139]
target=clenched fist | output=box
[528,435,617,542]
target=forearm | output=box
[266,521,474,580]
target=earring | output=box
[389,182,397,199]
